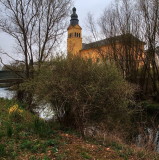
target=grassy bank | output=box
[0,98,159,160]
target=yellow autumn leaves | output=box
[9,104,23,114]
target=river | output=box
[0,87,15,99]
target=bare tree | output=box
[85,0,159,100]
[86,0,144,81]
[34,0,71,69]
[0,0,71,107]
[138,0,159,98]
[85,12,99,42]
[0,0,72,78]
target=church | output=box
[67,7,145,67]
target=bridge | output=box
[0,71,25,86]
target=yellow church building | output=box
[67,7,145,67]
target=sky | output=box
[0,0,112,65]
[74,0,112,28]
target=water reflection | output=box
[35,103,55,120]
[136,128,159,152]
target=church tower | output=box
[67,7,82,56]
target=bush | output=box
[0,131,5,139]
[6,123,13,137]
[20,140,33,150]
[0,144,6,156]
[33,118,53,137]
[30,56,135,136]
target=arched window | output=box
[79,33,81,37]
[75,32,76,37]
[69,33,72,38]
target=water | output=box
[35,103,55,120]
[0,87,15,99]
[136,128,159,152]
[136,129,151,148]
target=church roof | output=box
[82,33,145,50]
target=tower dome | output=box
[70,7,79,26]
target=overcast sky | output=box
[0,0,112,64]
[74,0,112,28]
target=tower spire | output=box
[67,7,82,55]
[70,7,79,26]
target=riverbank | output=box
[0,98,159,160]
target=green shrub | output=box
[29,156,38,160]
[111,142,123,151]
[80,152,92,159]
[33,118,52,137]
[45,139,60,147]
[0,144,6,156]
[42,156,51,160]
[20,140,33,150]
[0,131,5,139]
[31,143,46,153]
[6,123,13,137]
[9,151,18,159]
[56,153,66,160]
[27,56,135,135]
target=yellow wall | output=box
[67,24,145,67]
[80,42,145,67]
[67,25,82,56]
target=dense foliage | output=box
[30,56,135,135]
